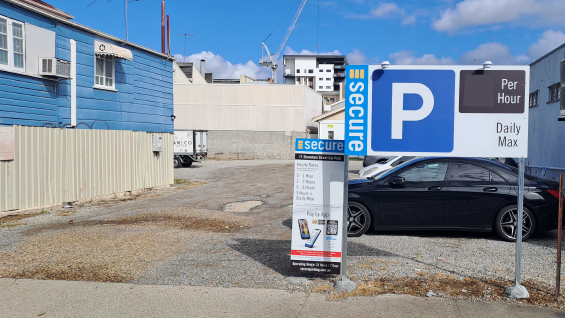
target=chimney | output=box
[200,59,206,77]
[166,15,170,55]
[161,1,165,54]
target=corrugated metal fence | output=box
[0,126,173,212]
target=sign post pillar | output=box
[516,157,525,286]
[506,158,530,298]
[340,155,349,281]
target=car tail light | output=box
[547,189,561,199]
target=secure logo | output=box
[345,65,369,155]
[371,70,455,152]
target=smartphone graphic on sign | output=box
[298,219,310,239]
[305,229,321,248]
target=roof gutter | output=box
[4,0,174,60]
[17,0,74,19]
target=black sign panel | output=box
[294,154,345,161]
[459,70,525,113]
[291,261,341,274]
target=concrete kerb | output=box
[2,279,564,317]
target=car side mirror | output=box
[390,176,405,186]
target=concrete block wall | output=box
[207,130,308,159]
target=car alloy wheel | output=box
[495,205,535,242]
[347,202,371,237]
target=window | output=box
[308,69,313,73]
[328,131,334,140]
[296,69,300,73]
[319,86,323,89]
[398,162,448,182]
[326,78,331,81]
[95,55,115,89]
[0,15,25,71]
[529,91,538,108]
[549,83,560,103]
[326,86,331,89]
[319,78,323,81]
[449,163,489,181]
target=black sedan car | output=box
[347,157,560,241]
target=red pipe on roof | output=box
[167,15,170,55]
[161,1,166,54]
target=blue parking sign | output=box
[371,69,455,153]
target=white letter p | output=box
[391,83,434,139]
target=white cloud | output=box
[174,51,271,80]
[433,0,565,34]
[390,50,456,65]
[346,49,367,64]
[402,15,416,25]
[284,47,341,55]
[460,42,530,65]
[528,30,565,59]
[370,3,402,17]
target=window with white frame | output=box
[319,77,323,81]
[0,15,25,71]
[529,90,538,108]
[326,78,331,81]
[548,83,560,103]
[326,86,331,89]
[95,55,115,89]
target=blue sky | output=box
[46,0,565,79]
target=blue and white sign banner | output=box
[345,65,530,158]
[291,139,345,275]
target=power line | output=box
[263,0,302,43]
[317,0,319,54]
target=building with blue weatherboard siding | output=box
[0,0,174,213]
[0,0,173,132]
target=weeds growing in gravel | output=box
[312,274,565,309]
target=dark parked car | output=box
[363,156,394,167]
[347,157,560,241]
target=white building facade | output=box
[282,55,348,105]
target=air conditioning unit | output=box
[38,58,70,78]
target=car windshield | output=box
[372,159,417,180]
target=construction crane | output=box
[260,0,308,83]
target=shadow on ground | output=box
[228,239,394,277]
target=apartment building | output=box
[282,55,348,105]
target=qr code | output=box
[326,220,338,235]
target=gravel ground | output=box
[1,158,564,305]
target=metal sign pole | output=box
[340,155,349,281]
[556,174,563,297]
[506,157,529,298]
[515,157,525,286]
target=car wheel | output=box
[182,160,193,167]
[173,156,182,169]
[494,205,536,242]
[347,201,371,237]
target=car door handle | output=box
[483,187,498,192]
[428,186,442,191]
